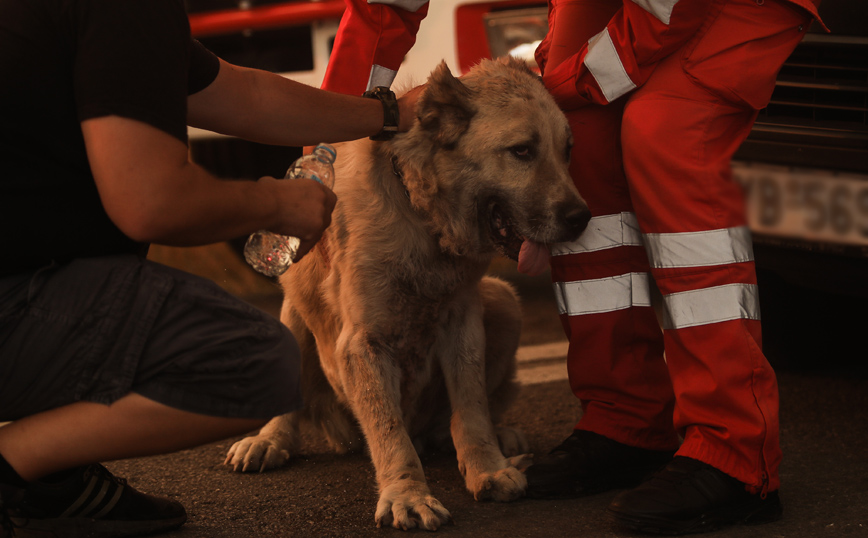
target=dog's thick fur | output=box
[225,57,590,530]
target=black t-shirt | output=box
[0,0,220,277]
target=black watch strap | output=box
[363,86,399,141]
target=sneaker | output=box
[5,464,186,538]
[608,456,783,535]
[525,429,675,499]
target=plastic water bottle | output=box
[243,143,337,277]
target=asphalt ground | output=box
[88,248,867,538]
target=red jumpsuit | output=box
[321,0,824,496]
[538,0,823,495]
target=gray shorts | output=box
[0,255,301,421]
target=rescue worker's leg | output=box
[554,98,679,453]
[608,0,811,531]
[525,0,680,499]
[525,102,682,500]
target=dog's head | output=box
[388,57,590,260]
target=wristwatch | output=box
[362,86,399,141]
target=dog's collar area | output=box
[391,155,402,178]
[390,156,411,200]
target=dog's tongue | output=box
[517,239,550,276]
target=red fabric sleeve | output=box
[537,0,823,110]
[538,0,711,109]
[321,0,429,95]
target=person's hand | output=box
[261,175,337,261]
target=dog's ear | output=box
[417,61,476,147]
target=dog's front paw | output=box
[375,480,452,531]
[224,435,290,473]
[468,465,527,502]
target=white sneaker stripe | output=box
[78,481,110,518]
[91,483,124,519]
[59,475,98,518]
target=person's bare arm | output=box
[81,115,335,256]
[187,59,418,145]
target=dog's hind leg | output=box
[305,373,364,455]
[225,412,301,472]
[410,277,530,460]
[480,276,530,458]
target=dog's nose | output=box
[564,205,592,237]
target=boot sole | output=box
[608,497,784,535]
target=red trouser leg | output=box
[552,102,680,452]
[616,0,810,494]
[621,68,780,493]
[546,0,679,452]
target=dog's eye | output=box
[510,145,534,161]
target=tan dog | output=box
[225,57,590,530]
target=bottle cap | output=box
[315,143,337,162]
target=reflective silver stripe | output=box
[551,212,643,255]
[368,0,428,12]
[643,226,754,269]
[367,64,398,91]
[631,0,680,25]
[554,272,651,316]
[660,283,760,330]
[585,28,637,103]
[60,475,98,517]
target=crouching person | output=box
[0,0,415,536]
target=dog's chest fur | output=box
[293,144,492,380]
[329,147,490,306]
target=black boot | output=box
[526,429,675,499]
[608,456,782,535]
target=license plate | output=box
[732,161,868,248]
